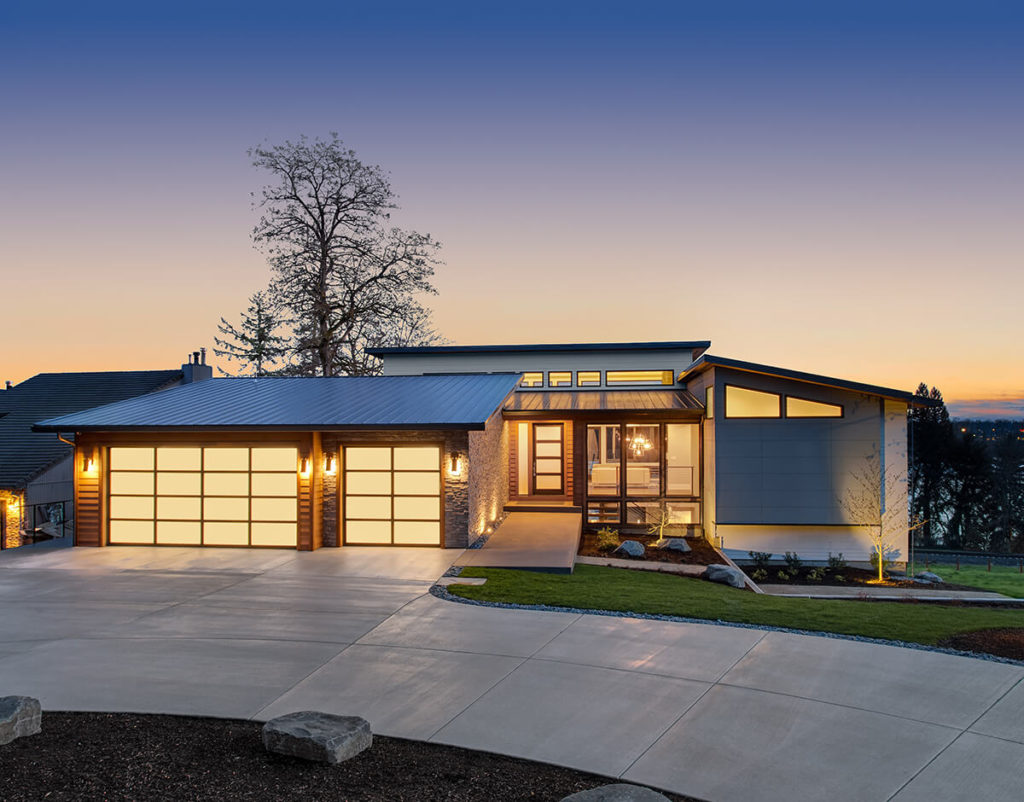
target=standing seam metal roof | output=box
[504,390,703,413]
[33,374,522,431]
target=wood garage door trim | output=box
[341,442,445,547]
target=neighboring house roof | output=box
[504,390,703,413]
[0,370,182,488]
[367,340,712,356]
[679,354,933,406]
[34,374,523,432]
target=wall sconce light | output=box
[324,454,337,474]
[82,454,95,473]
[300,457,310,477]
[449,455,463,476]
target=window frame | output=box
[547,371,573,388]
[784,394,845,419]
[576,370,601,387]
[605,370,675,386]
[723,383,782,419]
[520,372,544,388]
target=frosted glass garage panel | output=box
[345,472,392,495]
[394,521,441,545]
[157,472,201,496]
[157,496,202,520]
[251,523,297,547]
[203,447,249,471]
[346,447,391,470]
[393,496,440,521]
[204,472,249,497]
[251,497,297,522]
[157,521,201,545]
[251,447,298,472]
[345,520,391,544]
[251,473,297,497]
[203,522,249,546]
[109,520,155,544]
[204,497,249,521]
[109,495,154,520]
[157,447,201,470]
[346,496,392,520]
[110,472,154,496]
[392,472,439,496]
[109,448,154,471]
[393,446,440,471]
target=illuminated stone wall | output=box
[0,490,24,549]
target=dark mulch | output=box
[746,565,982,592]
[0,713,697,801]
[579,534,720,565]
[939,628,1024,661]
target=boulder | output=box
[702,564,746,589]
[915,571,944,584]
[562,784,671,801]
[0,696,41,745]
[652,537,691,553]
[262,711,372,765]
[613,540,645,558]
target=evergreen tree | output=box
[985,434,1024,552]
[213,291,289,376]
[908,384,952,548]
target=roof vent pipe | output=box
[201,347,207,365]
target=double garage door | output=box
[106,444,444,548]
[107,446,299,547]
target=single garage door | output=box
[343,445,442,546]
[107,446,299,547]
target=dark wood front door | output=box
[531,423,564,495]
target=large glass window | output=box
[547,371,572,387]
[606,370,674,386]
[786,396,843,418]
[587,424,620,496]
[724,385,781,418]
[665,423,699,495]
[625,424,660,496]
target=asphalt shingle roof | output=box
[33,374,522,433]
[0,370,181,488]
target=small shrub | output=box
[776,569,791,582]
[595,527,620,552]
[807,567,826,582]
[783,552,803,572]
[748,551,773,570]
[834,574,845,582]
[751,568,769,582]
[869,551,892,573]
[827,552,847,572]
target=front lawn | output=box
[450,564,1024,648]
[912,561,1024,599]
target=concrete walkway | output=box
[456,511,581,573]
[0,546,1022,801]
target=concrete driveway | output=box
[0,545,1022,802]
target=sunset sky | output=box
[2,2,1022,417]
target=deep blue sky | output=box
[2,1,1023,415]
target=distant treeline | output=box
[911,386,1024,553]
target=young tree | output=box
[249,134,442,376]
[213,291,289,376]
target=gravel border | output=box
[430,582,1024,667]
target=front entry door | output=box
[532,423,564,494]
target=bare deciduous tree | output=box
[249,134,443,376]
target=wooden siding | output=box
[74,435,103,547]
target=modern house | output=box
[33,340,925,562]
[0,365,192,546]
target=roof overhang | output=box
[368,340,712,356]
[679,354,935,407]
[503,389,704,416]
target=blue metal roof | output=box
[367,340,711,356]
[33,374,521,432]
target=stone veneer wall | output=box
[468,411,509,541]
[320,430,470,548]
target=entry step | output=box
[503,502,582,514]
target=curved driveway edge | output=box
[0,546,1022,802]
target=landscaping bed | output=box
[745,564,983,592]
[578,533,720,565]
[938,628,1024,662]
[450,564,1024,657]
[0,712,694,801]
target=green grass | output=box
[450,564,1024,647]
[911,561,1024,599]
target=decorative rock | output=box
[562,783,671,801]
[653,537,691,553]
[0,696,41,745]
[613,540,645,558]
[262,711,372,765]
[915,571,944,584]
[702,564,746,589]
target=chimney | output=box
[181,349,214,384]
[4,381,11,390]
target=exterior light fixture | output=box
[325,454,337,474]
[82,454,95,473]
[449,455,463,476]
[300,457,310,477]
